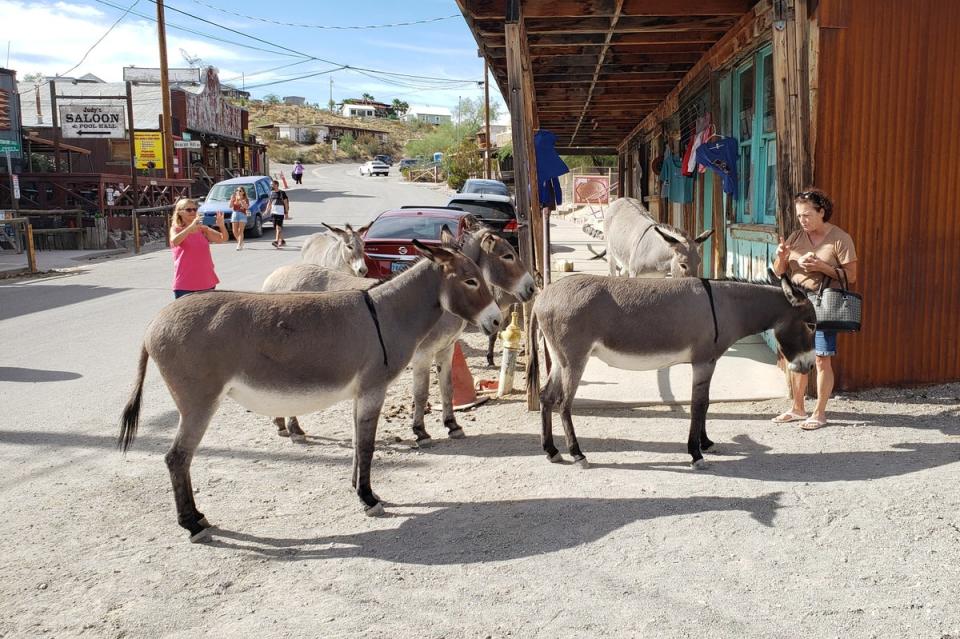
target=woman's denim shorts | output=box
[230,211,247,224]
[815,330,837,357]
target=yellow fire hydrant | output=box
[497,310,524,397]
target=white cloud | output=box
[4,0,248,82]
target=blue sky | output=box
[5,0,506,116]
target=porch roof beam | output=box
[467,0,753,19]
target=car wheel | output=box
[247,214,263,238]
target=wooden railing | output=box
[1,173,192,214]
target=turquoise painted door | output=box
[700,170,714,277]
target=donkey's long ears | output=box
[653,225,682,245]
[462,214,485,232]
[779,273,809,306]
[414,239,456,264]
[694,229,714,244]
[439,224,457,248]
[322,222,348,238]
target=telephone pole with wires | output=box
[156,0,175,179]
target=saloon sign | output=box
[59,105,126,139]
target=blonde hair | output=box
[172,198,199,229]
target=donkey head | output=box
[454,216,537,302]
[653,226,714,277]
[413,239,502,335]
[322,222,369,277]
[769,269,817,373]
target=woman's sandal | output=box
[801,417,828,431]
[771,411,807,424]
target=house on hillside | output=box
[404,105,453,125]
[256,123,329,144]
[283,96,305,106]
[341,100,391,118]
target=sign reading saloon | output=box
[59,105,126,139]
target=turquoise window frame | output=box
[730,44,777,225]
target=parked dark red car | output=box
[361,206,472,279]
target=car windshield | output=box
[207,183,255,202]
[463,181,509,196]
[447,200,515,220]
[365,216,458,240]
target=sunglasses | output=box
[183,207,198,212]
[796,191,824,207]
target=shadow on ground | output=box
[0,283,129,320]
[0,366,82,382]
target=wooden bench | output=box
[31,228,85,250]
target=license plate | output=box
[391,261,410,274]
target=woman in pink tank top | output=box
[169,198,228,299]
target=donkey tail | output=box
[587,245,607,260]
[118,346,149,453]
[528,310,541,398]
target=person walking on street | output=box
[229,186,249,250]
[267,180,290,248]
[771,189,859,430]
[169,197,228,299]
[292,160,305,185]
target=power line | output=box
[243,66,345,90]
[61,0,142,78]
[187,0,460,30]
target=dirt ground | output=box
[3,327,960,638]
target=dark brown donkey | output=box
[532,272,816,469]
[118,242,501,542]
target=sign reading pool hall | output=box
[59,105,126,139]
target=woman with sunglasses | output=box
[771,189,859,430]
[228,186,250,250]
[169,198,228,299]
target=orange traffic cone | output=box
[451,340,489,411]
[280,171,289,189]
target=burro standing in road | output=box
[603,197,713,277]
[297,223,369,276]
[117,242,502,542]
[532,272,816,469]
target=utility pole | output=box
[484,60,491,179]
[156,0,175,179]
[329,77,334,110]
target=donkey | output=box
[261,219,537,444]
[602,197,713,278]
[300,223,368,276]
[532,271,816,469]
[118,242,501,541]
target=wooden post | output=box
[133,213,141,254]
[25,224,37,273]
[156,0,175,180]
[49,81,61,172]
[125,82,139,214]
[484,59,492,180]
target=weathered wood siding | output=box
[815,0,960,389]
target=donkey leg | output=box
[286,416,306,443]
[558,362,589,468]
[273,417,288,436]
[409,351,434,444]
[353,388,387,516]
[435,345,464,439]
[539,364,564,463]
[486,333,497,367]
[688,361,716,469]
[165,401,219,542]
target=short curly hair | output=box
[794,188,834,222]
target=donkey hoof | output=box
[197,516,211,528]
[290,433,307,444]
[573,456,590,469]
[364,502,385,517]
[415,435,433,448]
[189,527,212,543]
[691,458,708,470]
[701,439,715,451]
[277,429,290,438]
[548,452,564,463]
[447,427,466,439]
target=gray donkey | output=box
[602,197,713,277]
[300,223,368,276]
[118,242,501,541]
[532,272,816,469]
[262,220,536,444]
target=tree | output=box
[456,97,503,133]
[327,98,336,112]
[361,93,375,103]
[263,94,281,105]
[391,99,410,118]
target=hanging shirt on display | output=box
[665,147,694,203]
[695,136,739,198]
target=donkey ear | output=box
[462,214,484,232]
[694,229,714,244]
[653,225,682,245]
[356,223,371,236]
[322,222,347,238]
[439,224,457,248]
[779,273,808,306]
[414,239,455,264]
[480,233,498,253]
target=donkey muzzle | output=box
[477,302,503,336]
[787,349,816,374]
[513,273,538,303]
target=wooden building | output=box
[458,0,960,391]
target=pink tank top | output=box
[171,228,219,291]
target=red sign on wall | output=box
[573,176,610,205]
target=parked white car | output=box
[360,160,390,176]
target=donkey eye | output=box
[502,253,515,261]
[464,278,480,288]
[805,322,817,331]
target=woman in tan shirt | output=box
[772,189,858,430]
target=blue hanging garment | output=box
[534,130,569,207]
[695,136,739,198]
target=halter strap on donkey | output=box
[699,278,720,344]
